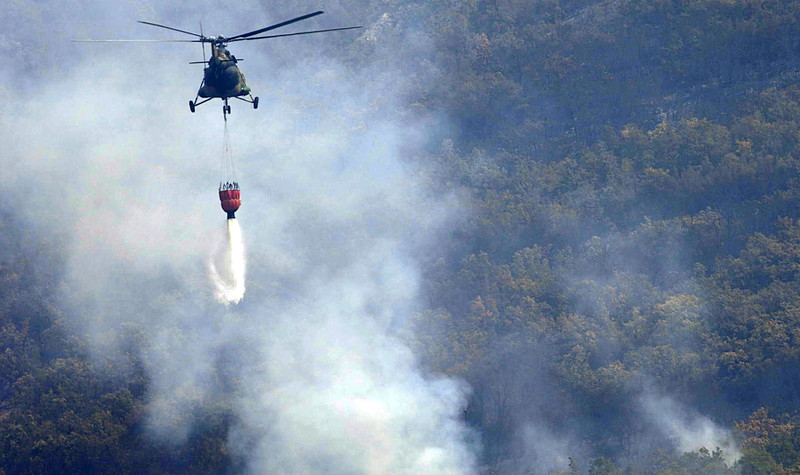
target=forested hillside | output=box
[4,0,800,473]
[413,0,800,472]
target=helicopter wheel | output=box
[189,101,196,113]
[253,97,259,109]
[225,105,231,114]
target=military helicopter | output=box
[75,11,361,117]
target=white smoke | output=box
[208,218,246,304]
[640,392,741,463]
[229,279,476,474]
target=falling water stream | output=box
[209,217,246,304]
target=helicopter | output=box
[75,11,361,117]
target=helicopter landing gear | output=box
[222,98,232,120]
[189,96,211,113]
[233,93,259,110]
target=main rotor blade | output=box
[71,39,200,42]
[226,11,324,41]
[230,26,362,42]
[200,21,206,62]
[138,20,203,38]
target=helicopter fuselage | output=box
[198,43,251,99]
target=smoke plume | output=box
[641,392,741,463]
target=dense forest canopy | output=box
[3,0,800,473]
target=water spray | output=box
[208,217,246,304]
